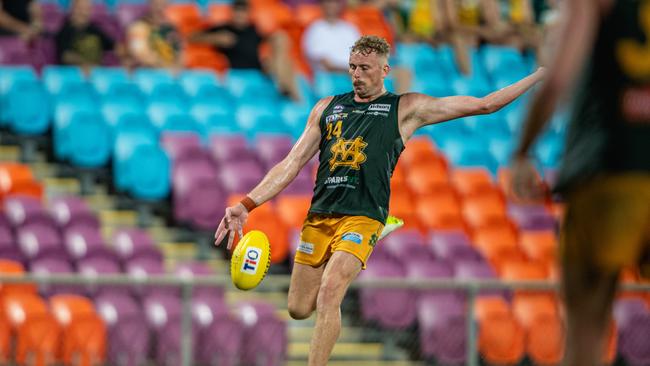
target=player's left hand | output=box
[510,155,547,203]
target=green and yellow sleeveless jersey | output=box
[309,91,404,224]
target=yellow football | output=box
[230,230,271,291]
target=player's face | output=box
[349,51,389,98]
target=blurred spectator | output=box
[126,0,182,69]
[302,0,360,73]
[0,0,41,39]
[55,0,124,71]
[189,0,301,101]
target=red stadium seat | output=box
[472,221,523,270]
[0,163,43,201]
[389,191,423,232]
[251,2,293,35]
[519,229,557,265]
[405,160,449,195]
[461,190,507,229]
[416,191,466,232]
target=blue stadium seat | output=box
[133,68,175,95]
[127,145,170,200]
[190,102,237,137]
[394,43,437,73]
[235,101,275,131]
[6,80,51,135]
[244,115,292,140]
[113,121,158,190]
[54,81,99,106]
[0,66,37,125]
[160,112,203,135]
[90,67,130,94]
[535,135,564,168]
[102,81,144,105]
[225,69,277,99]
[280,101,310,131]
[146,82,189,106]
[296,75,317,106]
[42,65,85,94]
[487,136,515,167]
[451,74,492,97]
[481,45,528,80]
[189,83,234,106]
[66,111,112,167]
[438,135,498,174]
[53,102,99,160]
[178,70,222,97]
[411,70,452,97]
[102,100,146,128]
[147,102,185,130]
[314,72,350,99]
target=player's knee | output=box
[287,301,313,320]
[316,280,341,312]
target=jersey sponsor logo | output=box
[297,241,314,255]
[325,113,348,124]
[329,137,368,171]
[368,103,391,112]
[333,105,345,114]
[241,247,261,274]
[351,109,364,114]
[341,232,363,244]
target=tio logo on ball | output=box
[241,247,261,274]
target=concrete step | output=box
[288,342,386,361]
[0,146,20,161]
[286,361,422,366]
[44,177,80,196]
[99,209,138,227]
[30,162,57,180]
[226,290,288,310]
[289,326,364,343]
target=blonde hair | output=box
[350,36,390,58]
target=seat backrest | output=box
[0,260,36,297]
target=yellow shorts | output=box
[561,174,650,275]
[294,214,385,269]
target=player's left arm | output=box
[398,67,546,140]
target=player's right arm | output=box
[214,96,332,248]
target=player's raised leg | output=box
[309,251,362,366]
[287,262,325,320]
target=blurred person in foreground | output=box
[511,0,650,364]
[215,35,545,366]
[0,0,41,39]
[189,0,301,101]
[127,0,182,70]
[55,0,125,71]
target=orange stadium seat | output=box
[276,195,311,229]
[389,191,422,232]
[400,136,438,167]
[184,45,230,73]
[497,168,512,195]
[3,294,61,366]
[451,168,495,196]
[519,230,557,265]
[207,4,233,25]
[346,5,395,46]
[0,163,43,201]
[472,221,523,270]
[405,160,449,195]
[243,210,290,264]
[475,297,525,365]
[296,4,323,27]
[165,3,205,36]
[391,161,407,188]
[461,191,507,229]
[0,260,37,298]
[416,192,466,232]
[50,295,106,366]
[251,2,293,35]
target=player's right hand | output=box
[510,155,548,203]
[214,203,249,250]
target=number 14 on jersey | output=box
[326,121,342,140]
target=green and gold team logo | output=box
[329,137,368,171]
[369,233,378,248]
